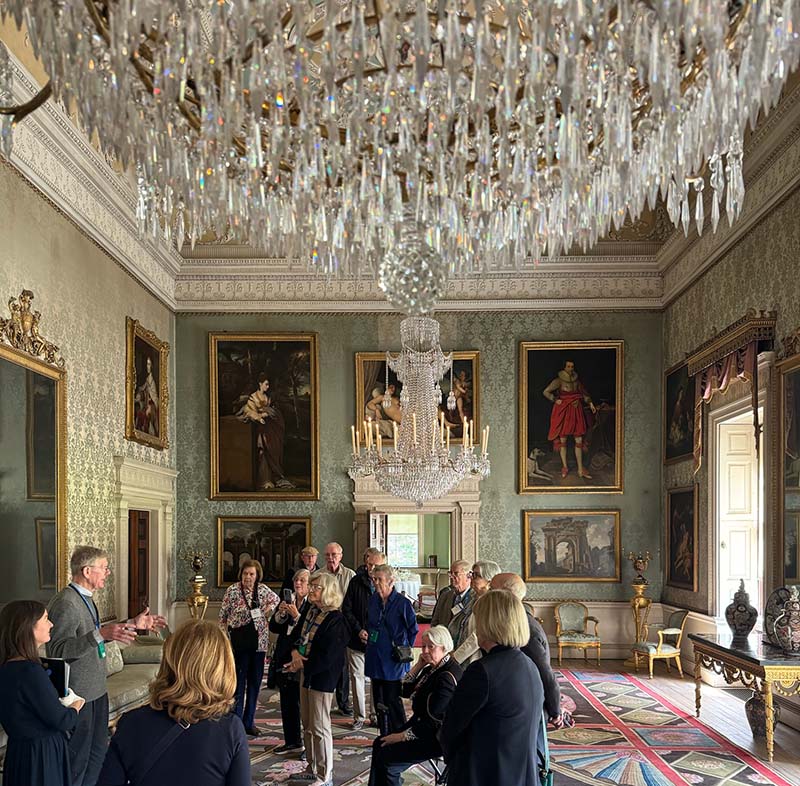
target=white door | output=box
[369,512,388,554]
[717,421,761,614]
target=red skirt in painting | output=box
[547,390,589,446]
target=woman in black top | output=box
[368,625,462,786]
[97,619,250,786]
[268,567,311,754]
[0,600,84,786]
[284,572,348,786]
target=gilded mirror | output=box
[0,289,67,602]
[779,338,800,587]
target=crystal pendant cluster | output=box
[348,316,490,505]
[1,1,798,275]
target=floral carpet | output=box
[247,670,795,786]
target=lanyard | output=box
[241,582,260,610]
[70,584,100,630]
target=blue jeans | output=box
[233,649,265,728]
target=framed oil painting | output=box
[355,350,479,442]
[217,516,312,587]
[523,510,621,582]
[664,361,694,464]
[26,370,57,499]
[519,341,623,493]
[666,486,698,592]
[35,517,56,590]
[125,317,170,450]
[210,333,319,500]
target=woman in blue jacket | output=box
[365,564,418,732]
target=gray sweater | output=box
[46,585,108,702]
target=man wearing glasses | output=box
[47,546,166,786]
[430,560,472,637]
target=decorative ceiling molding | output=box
[1,50,180,309]
[657,80,800,305]
[1,46,798,314]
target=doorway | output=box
[714,407,764,619]
[128,510,150,618]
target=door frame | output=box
[707,352,775,618]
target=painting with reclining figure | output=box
[210,333,319,500]
[523,510,621,583]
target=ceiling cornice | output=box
[1,46,798,314]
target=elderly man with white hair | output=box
[490,572,565,728]
[367,625,463,786]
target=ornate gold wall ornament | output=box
[0,289,64,368]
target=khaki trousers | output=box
[300,686,334,782]
[347,647,371,722]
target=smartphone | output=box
[282,589,293,603]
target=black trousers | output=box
[371,679,405,733]
[68,693,109,786]
[233,649,266,729]
[335,658,350,711]
[278,677,302,746]
[368,736,440,786]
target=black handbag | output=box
[391,643,414,663]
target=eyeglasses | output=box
[309,584,322,591]
[468,571,482,579]
[85,564,111,574]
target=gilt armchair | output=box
[632,609,689,679]
[554,602,601,666]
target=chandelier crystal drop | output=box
[1,1,798,275]
[348,316,490,505]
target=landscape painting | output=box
[523,510,621,582]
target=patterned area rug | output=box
[247,670,795,786]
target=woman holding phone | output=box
[268,568,311,755]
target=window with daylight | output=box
[386,514,420,567]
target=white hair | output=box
[424,625,454,653]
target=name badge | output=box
[368,629,379,643]
[97,641,106,659]
[250,609,263,621]
[451,603,463,616]
[298,641,308,656]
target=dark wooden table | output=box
[689,632,800,761]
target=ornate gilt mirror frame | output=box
[778,328,800,588]
[0,289,68,588]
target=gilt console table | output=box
[689,632,800,762]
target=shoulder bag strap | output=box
[127,720,189,784]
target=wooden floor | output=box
[564,660,800,782]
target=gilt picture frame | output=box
[519,341,623,493]
[664,361,694,464]
[217,516,312,588]
[35,517,57,590]
[666,486,698,592]
[355,350,480,443]
[522,509,621,583]
[210,333,319,500]
[125,317,170,450]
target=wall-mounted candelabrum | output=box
[179,549,212,620]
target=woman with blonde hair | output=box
[440,590,544,786]
[284,571,348,786]
[97,619,250,786]
[219,558,279,735]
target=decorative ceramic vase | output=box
[724,580,758,642]
[744,690,781,738]
[773,586,800,655]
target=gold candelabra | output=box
[179,549,212,620]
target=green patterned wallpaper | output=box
[175,310,662,602]
[663,186,800,615]
[0,167,176,618]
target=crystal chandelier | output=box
[1,2,798,276]
[348,314,490,506]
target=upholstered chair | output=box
[554,602,601,666]
[631,609,689,679]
